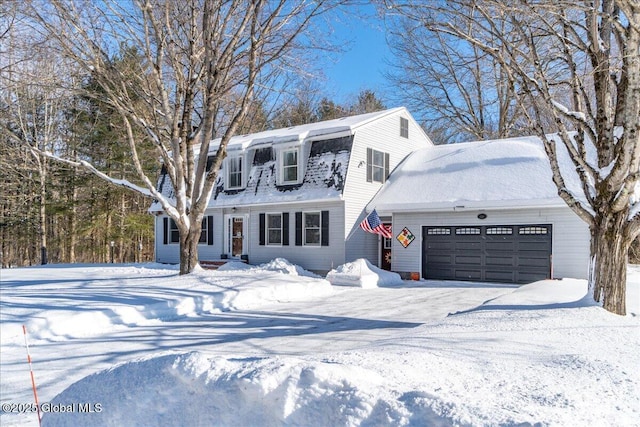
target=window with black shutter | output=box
[295,211,329,247]
[321,211,329,246]
[295,212,302,246]
[163,218,168,245]
[282,213,290,246]
[260,213,290,246]
[259,214,266,246]
[207,216,214,245]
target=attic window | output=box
[400,117,409,138]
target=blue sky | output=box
[318,5,393,105]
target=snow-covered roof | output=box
[209,136,352,207]
[214,107,407,153]
[151,108,409,211]
[152,135,353,210]
[369,136,581,213]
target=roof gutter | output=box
[372,199,569,216]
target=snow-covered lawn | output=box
[1,261,638,426]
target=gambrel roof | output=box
[212,107,406,152]
[209,135,353,207]
[151,108,408,211]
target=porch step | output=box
[200,259,247,270]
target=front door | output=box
[226,216,246,258]
[380,224,392,271]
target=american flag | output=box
[359,209,393,238]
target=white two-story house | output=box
[150,107,432,272]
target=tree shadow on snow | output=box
[15,310,422,369]
[116,310,422,349]
[378,280,519,290]
[449,292,595,316]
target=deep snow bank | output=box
[218,257,320,277]
[18,261,332,342]
[42,352,450,427]
[326,258,403,288]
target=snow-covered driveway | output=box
[236,281,517,355]
[2,262,638,427]
[0,263,511,423]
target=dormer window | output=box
[226,156,243,189]
[281,148,299,184]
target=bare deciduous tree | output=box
[385,15,523,143]
[1,9,73,265]
[14,0,342,274]
[385,0,640,315]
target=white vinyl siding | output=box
[343,110,433,266]
[249,201,345,272]
[155,211,224,264]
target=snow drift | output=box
[14,260,331,342]
[219,257,321,278]
[42,352,449,427]
[326,258,403,288]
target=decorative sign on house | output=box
[396,227,415,248]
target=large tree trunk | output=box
[589,213,632,316]
[179,223,201,275]
[69,183,77,263]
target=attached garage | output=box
[367,136,591,282]
[422,224,552,284]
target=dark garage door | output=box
[422,225,552,284]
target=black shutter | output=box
[384,152,390,182]
[282,213,290,246]
[366,148,372,182]
[295,212,302,246]
[321,211,329,246]
[163,217,168,245]
[259,213,265,246]
[207,216,214,245]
